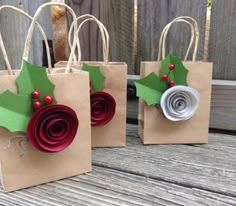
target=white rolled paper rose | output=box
[160,85,200,121]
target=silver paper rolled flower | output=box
[160,85,200,121]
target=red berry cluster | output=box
[31,90,54,110]
[161,63,176,87]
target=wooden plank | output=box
[0,0,53,70]
[65,0,134,73]
[65,0,104,62]
[93,125,236,197]
[127,75,236,131]
[76,167,236,206]
[137,0,207,74]
[0,165,236,205]
[26,1,53,66]
[0,0,29,70]
[210,80,236,130]
[208,0,236,80]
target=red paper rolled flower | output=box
[27,104,79,152]
[90,91,116,126]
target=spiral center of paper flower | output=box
[160,86,200,121]
[48,119,68,138]
[93,103,105,114]
[169,92,191,115]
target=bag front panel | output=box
[55,61,127,147]
[0,71,91,191]
[91,63,127,147]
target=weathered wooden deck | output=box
[0,124,236,205]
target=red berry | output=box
[43,95,54,105]
[89,80,92,85]
[33,101,42,110]
[90,86,92,92]
[161,74,168,81]
[169,80,175,87]
[31,90,41,99]
[168,64,175,70]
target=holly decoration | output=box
[0,60,57,132]
[17,61,56,104]
[82,63,105,91]
[135,72,167,105]
[135,54,189,105]
[160,54,188,86]
[0,90,31,132]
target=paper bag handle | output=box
[158,19,195,61]
[0,5,51,75]
[68,14,109,64]
[157,16,199,62]
[22,2,77,74]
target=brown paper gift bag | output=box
[56,15,127,148]
[0,2,91,192]
[138,16,213,144]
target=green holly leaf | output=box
[160,54,189,86]
[17,60,56,103]
[82,63,105,91]
[0,90,32,132]
[135,72,167,105]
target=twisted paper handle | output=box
[68,14,109,64]
[22,2,77,74]
[157,16,199,62]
